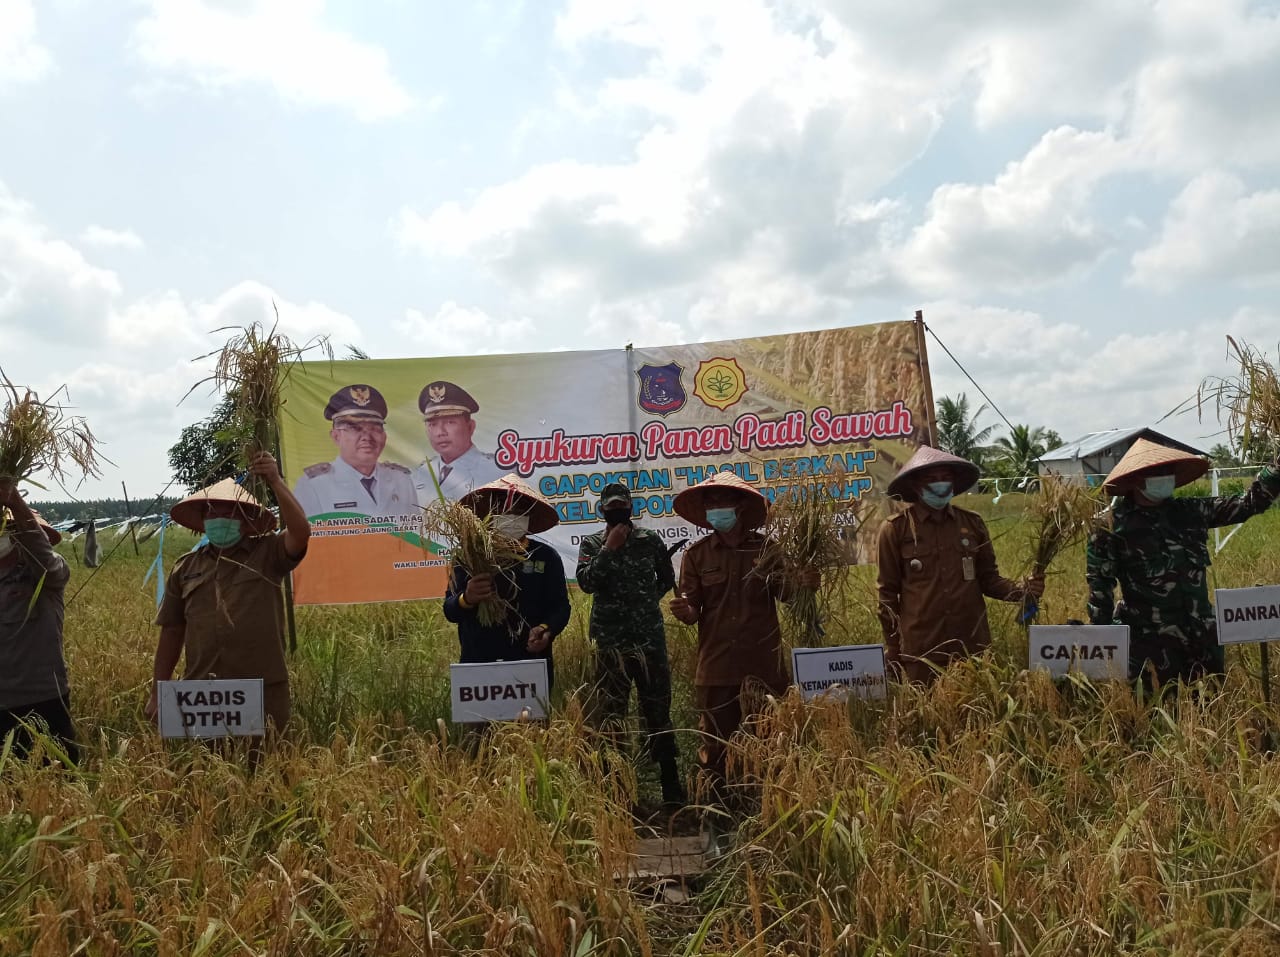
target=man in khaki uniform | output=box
[877,445,1042,684]
[293,384,416,519]
[146,452,309,732]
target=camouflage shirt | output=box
[1086,463,1280,675]
[576,526,676,650]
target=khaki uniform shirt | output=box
[413,445,504,502]
[679,530,790,689]
[876,502,1024,681]
[293,457,417,518]
[155,535,301,684]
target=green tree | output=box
[1044,429,1065,451]
[988,423,1054,483]
[167,393,241,492]
[1209,442,1242,469]
[935,394,996,466]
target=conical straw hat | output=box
[460,473,559,534]
[169,478,276,534]
[673,471,769,530]
[1103,438,1208,495]
[887,445,981,502]
[1,508,61,545]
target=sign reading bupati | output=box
[791,645,887,701]
[450,660,550,723]
[157,679,265,738]
[1215,586,1280,644]
[1028,626,1129,679]
[279,320,931,604]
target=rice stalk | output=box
[755,477,858,644]
[184,307,332,498]
[1198,336,1280,459]
[422,500,528,629]
[1028,474,1103,576]
[0,370,103,491]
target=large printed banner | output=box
[280,320,931,604]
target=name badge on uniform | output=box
[962,556,976,581]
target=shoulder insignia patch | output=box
[383,462,410,474]
[304,462,333,478]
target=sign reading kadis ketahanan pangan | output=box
[1215,585,1280,644]
[279,319,933,605]
[791,645,887,701]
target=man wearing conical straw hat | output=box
[0,480,78,763]
[146,452,310,734]
[1087,438,1280,688]
[877,446,1044,685]
[669,472,820,808]
[444,474,571,685]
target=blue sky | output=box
[3,0,1279,499]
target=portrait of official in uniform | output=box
[413,381,504,502]
[293,384,417,519]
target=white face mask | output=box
[0,534,14,561]
[1142,475,1177,502]
[492,513,531,540]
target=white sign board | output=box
[791,645,887,701]
[1028,625,1129,679]
[157,679,265,738]
[450,659,550,723]
[1215,585,1280,644]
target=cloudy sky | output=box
[4,0,1279,500]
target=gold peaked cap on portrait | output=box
[170,478,276,534]
[673,471,769,530]
[1102,438,1209,495]
[886,445,981,502]
[460,474,559,534]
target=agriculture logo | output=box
[635,362,687,417]
[693,357,748,411]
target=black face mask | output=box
[603,508,632,527]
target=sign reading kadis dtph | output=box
[791,645,887,701]
[1215,585,1280,645]
[450,660,550,723]
[1028,625,1129,679]
[157,679,265,738]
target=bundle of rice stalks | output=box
[422,500,528,628]
[1199,336,1280,459]
[186,311,331,496]
[755,480,858,643]
[1029,474,1102,575]
[0,370,103,490]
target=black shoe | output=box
[659,759,687,808]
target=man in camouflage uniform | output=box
[576,482,685,807]
[1087,438,1280,689]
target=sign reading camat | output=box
[1215,585,1280,644]
[450,660,549,723]
[1028,625,1129,679]
[791,645,887,701]
[157,679,265,738]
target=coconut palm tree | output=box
[989,424,1053,484]
[935,394,996,466]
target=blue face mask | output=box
[706,507,738,532]
[1142,475,1176,502]
[920,481,954,510]
[205,517,243,548]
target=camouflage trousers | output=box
[591,644,677,763]
[1129,628,1225,690]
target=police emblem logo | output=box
[349,386,371,406]
[636,362,687,417]
[427,384,447,404]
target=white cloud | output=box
[1130,172,1280,290]
[0,0,53,91]
[899,127,1133,295]
[80,225,145,250]
[0,182,122,340]
[393,301,536,356]
[133,0,413,121]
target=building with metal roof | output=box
[1037,427,1207,486]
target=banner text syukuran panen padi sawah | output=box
[279,319,932,605]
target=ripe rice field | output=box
[4,492,1280,955]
